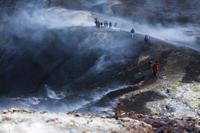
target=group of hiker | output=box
[94,18,150,43]
[130,28,159,78]
[131,29,161,78]
[94,18,160,79]
[95,18,149,42]
[95,18,117,28]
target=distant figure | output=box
[109,22,112,28]
[100,22,103,28]
[95,18,100,28]
[144,35,150,43]
[152,61,160,78]
[130,28,135,38]
[104,21,108,27]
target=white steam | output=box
[7,7,94,30]
[45,85,65,100]
[0,1,200,112]
[5,5,199,51]
[134,23,197,44]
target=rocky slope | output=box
[0,1,200,132]
[0,14,199,132]
[0,108,200,133]
[114,38,200,118]
[0,108,153,133]
[0,26,139,94]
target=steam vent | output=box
[0,0,200,133]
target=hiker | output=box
[100,22,103,28]
[95,18,100,28]
[144,35,150,43]
[104,21,108,27]
[152,61,160,78]
[109,22,112,28]
[130,28,135,38]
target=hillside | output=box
[0,0,200,133]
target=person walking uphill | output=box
[144,35,150,43]
[95,18,100,28]
[104,20,108,27]
[109,22,112,28]
[130,28,135,38]
[152,61,160,78]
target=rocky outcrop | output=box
[0,26,148,95]
[0,109,153,133]
[116,113,200,133]
[1,108,199,133]
[115,43,200,119]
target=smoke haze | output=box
[0,0,199,112]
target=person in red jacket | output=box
[152,61,160,78]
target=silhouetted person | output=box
[130,28,135,38]
[104,21,108,27]
[100,22,103,28]
[144,35,150,43]
[95,18,98,26]
[109,22,112,28]
[152,61,160,78]
[95,18,100,28]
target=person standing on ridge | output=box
[95,18,100,28]
[109,22,112,28]
[144,35,150,43]
[100,22,103,28]
[130,28,135,38]
[104,21,108,27]
[152,60,160,78]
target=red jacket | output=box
[153,63,160,71]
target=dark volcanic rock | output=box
[0,26,149,95]
[115,113,200,133]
